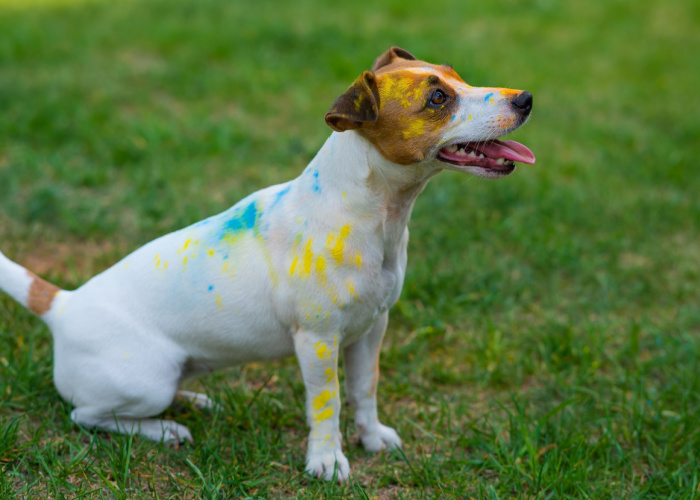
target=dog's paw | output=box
[141,419,193,443]
[305,451,351,482]
[360,423,402,453]
[175,390,218,411]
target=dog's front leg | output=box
[343,311,402,452]
[294,330,350,482]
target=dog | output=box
[0,47,534,481]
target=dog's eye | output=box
[430,89,447,106]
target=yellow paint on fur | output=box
[402,117,427,139]
[325,367,334,383]
[331,225,350,265]
[163,261,168,270]
[208,249,215,257]
[316,343,328,359]
[183,239,192,249]
[312,390,334,411]
[289,256,298,276]
[216,293,222,310]
[302,238,314,276]
[354,252,362,267]
[315,408,334,422]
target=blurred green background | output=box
[1,0,699,497]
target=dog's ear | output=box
[325,71,380,132]
[371,46,416,72]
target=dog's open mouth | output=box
[437,139,536,172]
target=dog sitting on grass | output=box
[0,47,534,481]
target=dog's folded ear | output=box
[371,47,416,73]
[325,71,380,132]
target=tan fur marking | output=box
[359,69,456,164]
[27,271,59,315]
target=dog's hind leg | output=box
[71,407,192,443]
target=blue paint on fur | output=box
[312,170,320,192]
[208,285,214,291]
[484,92,494,101]
[269,184,291,211]
[221,201,260,237]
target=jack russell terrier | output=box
[0,47,535,481]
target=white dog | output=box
[0,47,534,481]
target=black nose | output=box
[511,91,533,114]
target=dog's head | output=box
[325,47,535,178]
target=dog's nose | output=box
[511,91,533,114]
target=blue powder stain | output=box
[311,170,321,193]
[269,185,291,211]
[208,285,214,291]
[484,92,494,101]
[222,202,260,237]
[451,114,456,122]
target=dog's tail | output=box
[0,249,63,318]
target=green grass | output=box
[1,0,699,497]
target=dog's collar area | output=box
[436,139,535,172]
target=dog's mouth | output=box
[436,139,536,174]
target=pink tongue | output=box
[474,139,536,164]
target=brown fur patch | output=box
[358,68,458,164]
[26,271,60,315]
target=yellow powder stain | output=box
[312,390,334,411]
[216,293,222,310]
[223,263,229,272]
[354,252,362,267]
[325,434,331,440]
[289,256,298,276]
[469,114,473,121]
[316,255,327,286]
[379,76,413,109]
[402,116,427,139]
[354,93,364,112]
[315,408,334,422]
[313,341,322,348]
[183,239,192,250]
[123,262,130,268]
[183,256,188,265]
[331,225,350,265]
[208,249,215,257]
[325,367,334,383]
[316,343,328,359]
[302,238,314,277]
[163,261,168,270]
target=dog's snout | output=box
[511,91,533,114]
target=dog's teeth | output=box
[479,153,485,158]
[457,148,467,156]
[496,158,505,165]
[445,145,458,153]
[468,151,477,158]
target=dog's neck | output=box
[300,131,439,254]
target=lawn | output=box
[1,0,699,497]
